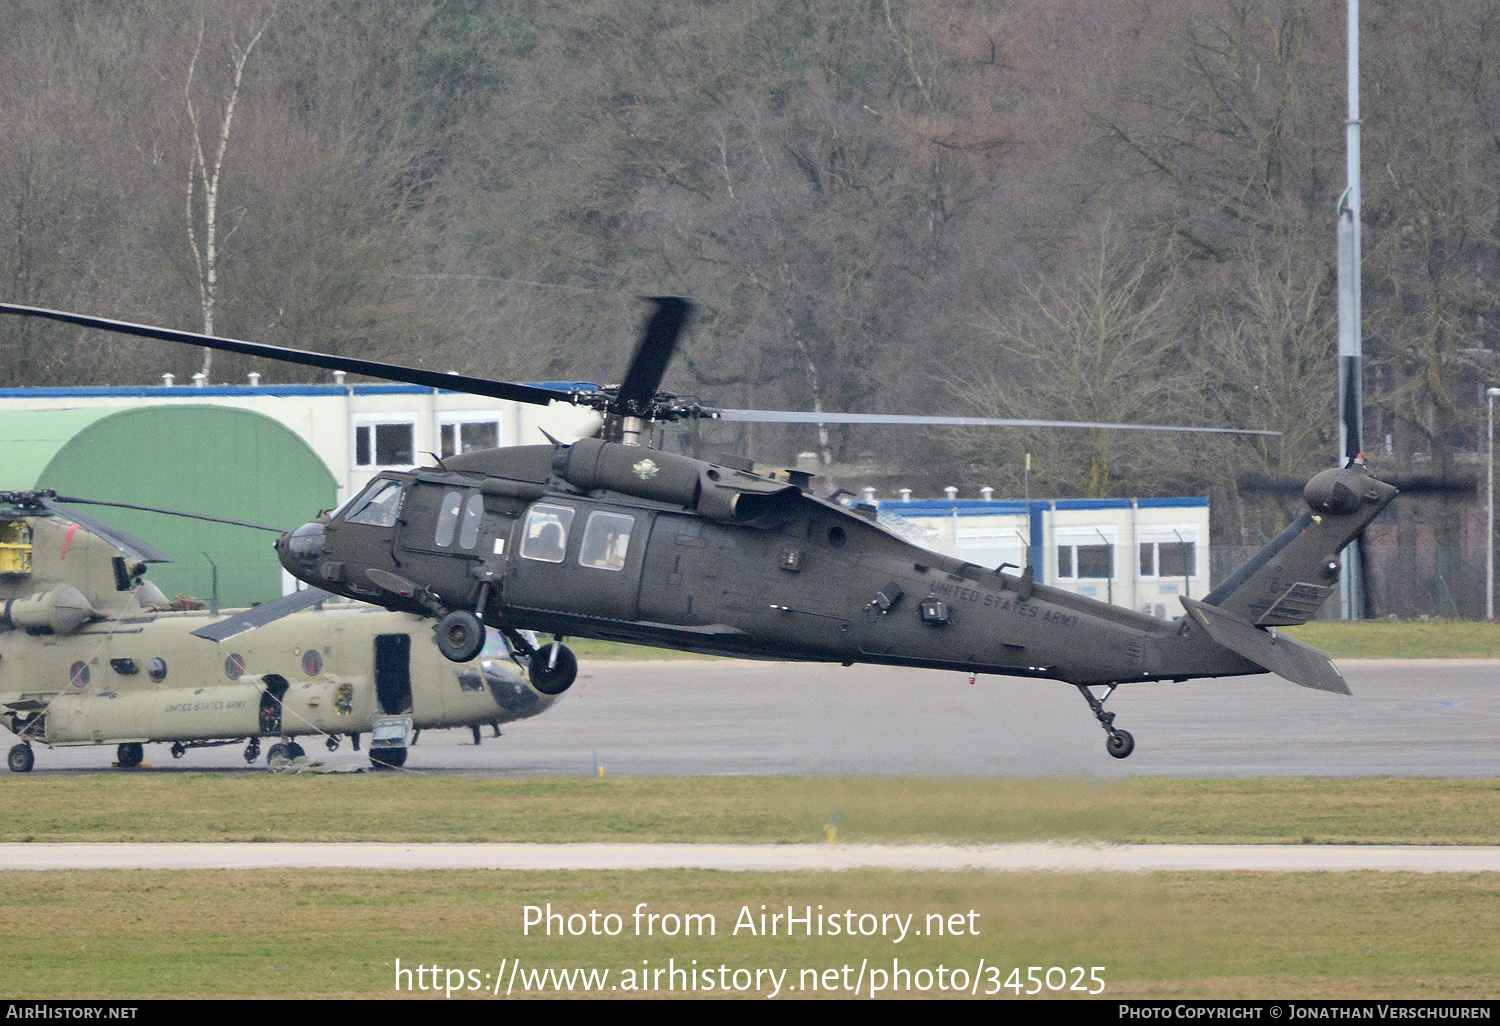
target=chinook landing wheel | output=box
[8,744,34,774]
[266,743,291,770]
[529,643,578,696]
[435,610,486,663]
[116,742,144,769]
[1106,730,1135,760]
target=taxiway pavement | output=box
[21,658,1500,777]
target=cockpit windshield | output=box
[343,479,405,527]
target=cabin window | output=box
[434,490,464,547]
[353,419,416,468]
[458,494,485,549]
[519,504,574,563]
[578,512,634,571]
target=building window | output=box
[354,419,416,467]
[1140,531,1198,578]
[439,416,501,458]
[1056,528,1116,580]
[1057,543,1114,580]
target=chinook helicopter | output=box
[0,490,567,773]
[0,299,1389,758]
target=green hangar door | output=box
[0,406,338,607]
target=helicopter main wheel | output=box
[325,736,340,752]
[369,747,407,769]
[116,742,144,769]
[435,610,486,663]
[266,743,291,770]
[8,744,34,774]
[1106,730,1135,760]
[286,742,305,760]
[529,643,578,695]
[244,739,261,764]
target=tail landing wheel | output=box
[1105,729,1135,760]
[1075,684,1137,760]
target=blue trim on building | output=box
[0,382,596,399]
[1136,497,1209,509]
[882,496,1207,517]
[1055,498,1133,511]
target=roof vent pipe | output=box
[944,486,958,500]
[980,487,994,501]
[333,370,347,386]
[247,372,261,387]
[191,372,206,387]
[161,373,174,387]
[860,486,877,503]
[899,488,912,502]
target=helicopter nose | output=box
[282,521,325,561]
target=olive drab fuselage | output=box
[276,440,1397,692]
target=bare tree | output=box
[183,2,276,377]
[951,225,1200,498]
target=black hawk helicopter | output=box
[0,299,1391,758]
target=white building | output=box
[0,380,600,505]
[877,495,1209,619]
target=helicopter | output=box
[0,490,568,773]
[0,299,1390,759]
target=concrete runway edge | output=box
[5,842,1500,872]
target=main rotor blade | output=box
[51,496,287,533]
[0,303,571,407]
[613,297,692,412]
[709,409,1282,436]
[191,587,335,642]
[39,499,173,563]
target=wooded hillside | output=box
[4,0,1497,543]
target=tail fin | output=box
[1181,595,1350,693]
[1202,465,1398,627]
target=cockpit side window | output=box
[458,493,485,550]
[434,490,463,547]
[344,480,405,527]
[519,503,574,563]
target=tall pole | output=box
[1337,0,1365,619]
[1489,388,1499,619]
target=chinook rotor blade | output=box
[39,499,173,564]
[51,496,287,533]
[708,409,1282,436]
[191,587,335,642]
[0,303,573,408]
[613,297,693,414]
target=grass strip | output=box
[2,868,1495,999]
[3,775,1498,845]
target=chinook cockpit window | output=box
[344,480,405,527]
[519,504,574,563]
